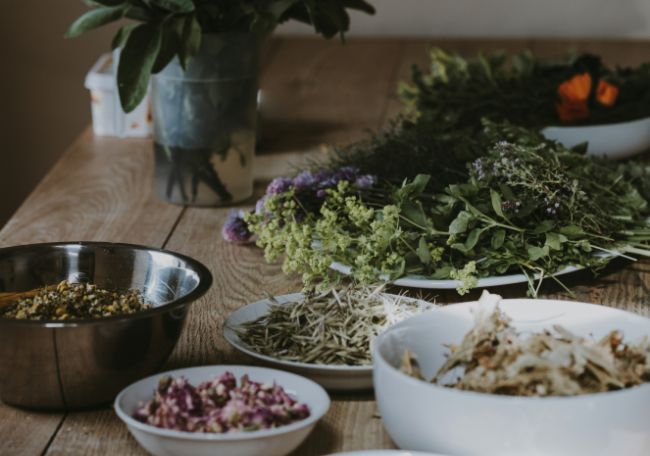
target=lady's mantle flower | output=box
[222,210,253,243]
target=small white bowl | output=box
[374,299,650,456]
[542,116,650,159]
[114,365,330,456]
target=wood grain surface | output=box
[1,38,649,456]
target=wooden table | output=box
[2,37,650,456]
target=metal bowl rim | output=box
[0,241,213,328]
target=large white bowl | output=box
[542,116,650,159]
[374,299,650,456]
[114,365,330,456]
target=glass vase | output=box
[151,33,259,206]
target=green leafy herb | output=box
[400,48,650,129]
[67,0,375,111]
[244,121,650,296]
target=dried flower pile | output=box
[0,280,151,320]
[235,286,434,366]
[133,372,310,433]
[401,293,650,397]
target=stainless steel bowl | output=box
[0,242,212,411]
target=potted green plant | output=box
[67,0,375,206]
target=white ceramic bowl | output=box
[114,365,330,456]
[542,116,650,159]
[374,299,650,456]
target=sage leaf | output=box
[117,22,163,112]
[66,5,126,38]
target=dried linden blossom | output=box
[401,292,650,397]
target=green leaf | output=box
[490,189,504,218]
[449,210,473,234]
[401,200,431,230]
[112,23,136,50]
[465,228,481,250]
[149,0,194,13]
[342,0,376,14]
[178,14,202,70]
[527,245,549,261]
[152,18,182,73]
[117,22,163,112]
[416,237,431,264]
[66,5,126,38]
[532,220,555,234]
[269,0,299,19]
[545,232,567,251]
[491,229,506,249]
[560,225,585,238]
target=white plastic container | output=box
[84,51,151,138]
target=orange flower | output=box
[558,73,592,102]
[556,73,592,122]
[556,100,590,122]
[596,79,619,107]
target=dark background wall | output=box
[0,1,117,226]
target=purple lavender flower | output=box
[265,177,292,195]
[221,210,253,244]
[316,189,328,199]
[255,196,268,215]
[336,166,360,181]
[292,171,316,191]
[355,174,376,189]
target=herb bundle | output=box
[400,48,650,129]
[67,0,375,111]
[235,121,650,295]
[234,286,434,366]
[401,292,650,397]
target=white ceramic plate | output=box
[542,116,650,159]
[330,261,584,290]
[374,295,650,456]
[224,293,434,391]
[115,365,330,456]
